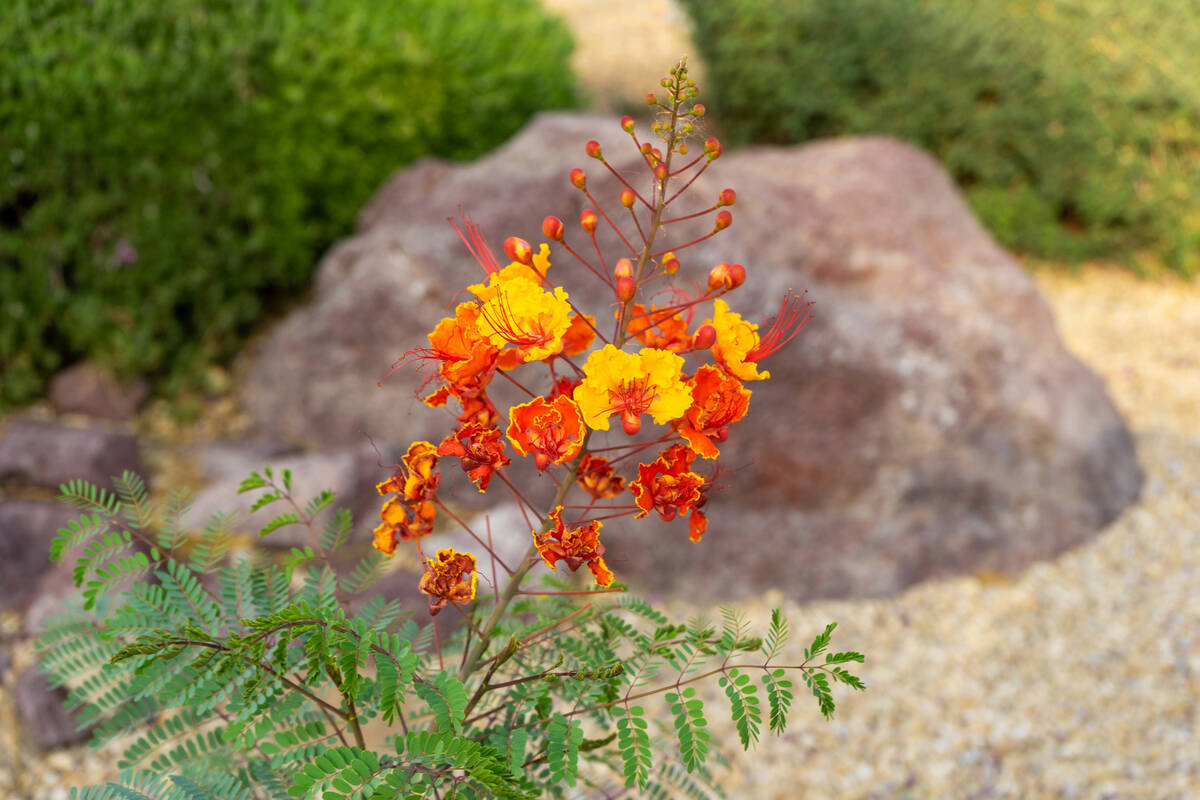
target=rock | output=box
[48,362,149,420]
[20,565,81,636]
[13,666,93,750]
[240,113,1141,601]
[0,419,143,493]
[184,446,389,547]
[0,501,77,614]
[192,437,303,482]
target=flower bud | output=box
[728,262,746,288]
[714,425,730,442]
[504,236,532,266]
[614,258,634,279]
[692,323,717,351]
[678,143,689,155]
[705,137,722,160]
[651,148,663,162]
[615,275,636,302]
[570,168,587,190]
[585,140,603,159]
[645,92,657,105]
[654,164,668,181]
[620,410,642,436]
[640,142,652,155]
[718,188,737,207]
[621,115,635,133]
[708,262,734,292]
[580,208,598,235]
[660,78,671,88]
[542,215,564,242]
[620,188,636,208]
[714,209,732,230]
[661,252,680,274]
[693,103,706,117]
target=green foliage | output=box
[38,470,864,797]
[0,0,578,409]
[681,0,1200,273]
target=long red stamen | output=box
[478,295,553,350]
[747,290,814,362]
[449,206,502,275]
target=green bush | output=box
[681,0,1200,274]
[0,0,577,409]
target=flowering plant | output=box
[38,60,863,799]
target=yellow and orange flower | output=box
[506,395,586,471]
[575,454,626,499]
[372,496,437,554]
[532,507,614,587]
[705,299,769,381]
[630,443,709,541]
[476,276,574,368]
[625,304,692,352]
[418,548,478,614]
[437,423,510,492]
[573,345,692,435]
[467,243,554,301]
[676,365,751,459]
[425,302,500,388]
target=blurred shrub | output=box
[681,0,1200,274]
[0,0,576,409]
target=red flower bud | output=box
[615,275,637,302]
[621,115,635,133]
[654,164,668,181]
[585,140,603,159]
[640,142,652,155]
[614,258,634,279]
[708,262,734,292]
[714,425,730,442]
[718,188,736,207]
[570,168,587,190]
[678,143,689,155]
[580,208,598,235]
[705,137,722,160]
[692,323,717,350]
[714,209,732,231]
[693,103,706,117]
[661,252,680,274]
[728,262,746,288]
[542,215,564,242]
[504,236,532,266]
[651,148,663,162]
[645,92,657,105]
[620,188,636,208]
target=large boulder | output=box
[0,419,143,493]
[0,500,77,614]
[240,113,1141,601]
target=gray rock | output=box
[192,437,303,482]
[13,666,93,750]
[48,362,149,420]
[0,419,143,493]
[240,113,1141,601]
[184,445,388,547]
[0,500,77,614]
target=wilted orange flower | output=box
[576,454,625,499]
[418,548,478,615]
[573,345,692,435]
[476,277,573,368]
[437,423,510,492]
[425,382,501,429]
[676,365,751,459]
[626,304,691,352]
[561,313,597,357]
[631,443,709,541]
[532,507,614,587]
[506,395,585,471]
[372,496,436,554]
[401,441,440,502]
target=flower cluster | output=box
[374,59,813,617]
